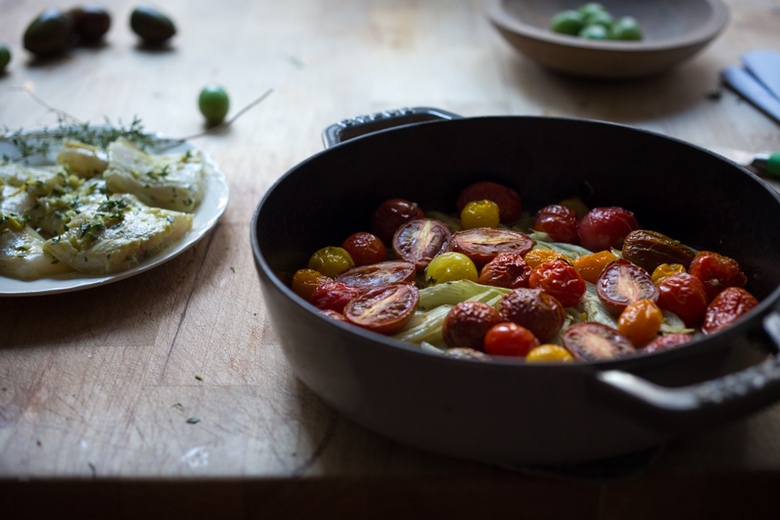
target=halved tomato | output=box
[336,261,416,292]
[451,228,535,267]
[597,259,659,314]
[344,283,420,335]
[392,219,451,271]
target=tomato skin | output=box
[643,333,693,354]
[688,250,748,301]
[392,218,451,271]
[577,206,638,252]
[291,268,332,301]
[617,299,663,347]
[456,181,522,224]
[702,286,759,335]
[309,281,361,313]
[656,273,709,328]
[528,259,586,307]
[320,309,351,323]
[335,260,416,292]
[341,231,387,266]
[442,301,501,350]
[533,204,579,243]
[562,322,636,361]
[372,198,425,244]
[344,283,419,335]
[450,228,535,267]
[496,287,566,342]
[478,252,532,289]
[483,322,540,357]
[597,259,659,314]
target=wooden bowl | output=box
[486,0,729,79]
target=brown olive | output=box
[69,4,111,43]
[130,6,176,45]
[23,8,75,57]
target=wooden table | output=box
[2,1,780,518]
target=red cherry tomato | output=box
[450,228,535,267]
[702,286,759,335]
[688,250,748,301]
[341,231,387,266]
[643,333,694,354]
[533,204,579,243]
[578,206,639,252]
[371,198,425,244]
[562,322,636,361]
[456,181,522,224]
[656,273,709,328]
[483,322,540,357]
[442,301,501,350]
[320,309,351,323]
[597,259,659,314]
[392,218,451,271]
[335,260,416,292]
[344,283,419,335]
[478,252,532,289]
[496,287,566,342]
[310,281,361,313]
[528,259,586,308]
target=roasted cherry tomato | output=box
[656,273,709,328]
[573,250,617,284]
[562,322,636,361]
[291,268,332,301]
[533,204,579,243]
[371,198,425,244]
[335,260,416,292]
[392,218,451,271]
[478,252,532,289]
[451,228,535,267]
[460,199,500,229]
[496,287,565,342]
[577,206,638,252]
[425,252,479,285]
[344,283,419,335]
[456,181,522,224]
[525,344,575,362]
[688,250,748,301]
[341,231,387,266]
[617,299,663,347]
[643,333,693,354]
[528,259,586,308]
[442,301,501,350]
[308,246,355,278]
[597,259,659,315]
[702,286,758,335]
[309,281,361,313]
[651,263,686,284]
[483,322,540,357]
[320,309,350,323]
[523,248,569,269]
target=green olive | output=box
[69,4,112,43]
[550,10,584,36]
[23,8,75,57]
[611,16,643,41]
[198,85,230,125]
[579,24,609,40]
[130,6,176,45]
[0,44,10,72]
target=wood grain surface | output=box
[2,0,780,518]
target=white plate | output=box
[0,133,229,296]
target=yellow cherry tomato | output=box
[617,299,663,347]
[291,268,332,301]
[308,246,354,278]
[524,248,569,269]
[460,199,500,229]
[425,252,479,285]
[651,263,686,284]
[573,250,617,284]
[558,197,589,219]
[526,344,574,362]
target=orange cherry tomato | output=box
[291,268,332,301]
[573,250,617,284]
[344,283,419,335]
[651,263,686,284]
[617,299,664,347]
[524,248,568,269]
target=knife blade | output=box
[722,65,780,125]
[709,146,780,179]
[742,50,780,102]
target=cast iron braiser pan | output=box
[251,108,780,466]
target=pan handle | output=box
[321,107,462,149]
[592,310,780,434]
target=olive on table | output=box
[198,85,231,126]
[130,6,176,45]
[0,44,10,72]
[69,4,112,43]
[23,8,75,57]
